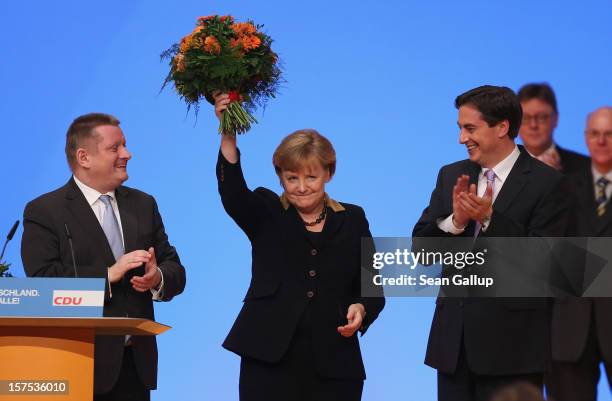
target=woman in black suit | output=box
[213,93,384,401]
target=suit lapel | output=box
[596,206,612,235]
[573,168,612,235]
[492,150,530,214]
[467,161,480,187]
[557,145,569,174]
[573,169,597,234]
[319,207,345,247]
[115,186,138,253]
[579,169,596,212]
[594,172,612,234]
[64,178,116,265]
[585,169,612,236]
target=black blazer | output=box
[551,165,612,363]
[557,145,590,176]
[21,178,186,394]
[413,146,572,376]
[216,151,384,380]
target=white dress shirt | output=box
[73,176,164,299]
[438,146,521,234]
[73,176,125,245]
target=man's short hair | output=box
[455,85,523,139]
[65,113,120,169]
[517,82,558,114]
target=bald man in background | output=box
[548,107,612,401]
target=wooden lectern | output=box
[0,317,169,401]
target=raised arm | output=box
[215,92,239,163]
[214,93,267,240]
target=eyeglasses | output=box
[522,114,552,125]
[586,130,612,141]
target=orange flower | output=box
[192,25,204,35]
[179,34,193,53]
[174,54,186,72]
[243,35,261,51]
[230,35,262,53]
[220,15,234,23]
[180,33,203,53]
[231,22,257,36]
[203,36,221,54]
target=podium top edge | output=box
[0,316,171,335]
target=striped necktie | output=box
[596,177,610,217]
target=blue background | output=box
[1,1,611,399]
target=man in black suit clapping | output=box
[413,85,572,401]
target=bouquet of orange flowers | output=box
[161,15,282,135]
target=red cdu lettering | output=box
[53,296,83,305]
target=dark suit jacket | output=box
[413,146,571,376]
[556,145,590,176]
[551,165,612,363]
[217,151,384,380]
[21,178,186,394]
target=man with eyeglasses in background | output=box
[517,82,589,173]
[548,107,612,401]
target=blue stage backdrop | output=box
[1,1,611,400]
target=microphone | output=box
[0,220,19,262]
[64,224,79,278]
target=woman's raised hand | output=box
[213,91,230,121]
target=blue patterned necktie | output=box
[99,195,124,261]
[474,169,496,236]
[596,177,610,217]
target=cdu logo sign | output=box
[54,296,83,305]
[52,290,104,307]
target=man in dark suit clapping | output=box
[413,85,572,401]
[21,113,186,401]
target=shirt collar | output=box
[279,192,345,212]
[591,165,612,184]
[481,145,521,184]
[526,142,557,158]
[73,175,116,206]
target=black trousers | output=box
[94,347,150,401]
[547,314,612,401]
[239,316,363,401]
[438,342,543,401]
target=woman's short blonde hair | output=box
[272,129,336,177]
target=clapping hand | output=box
[457,182,493,224]
[130,247,162,292]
